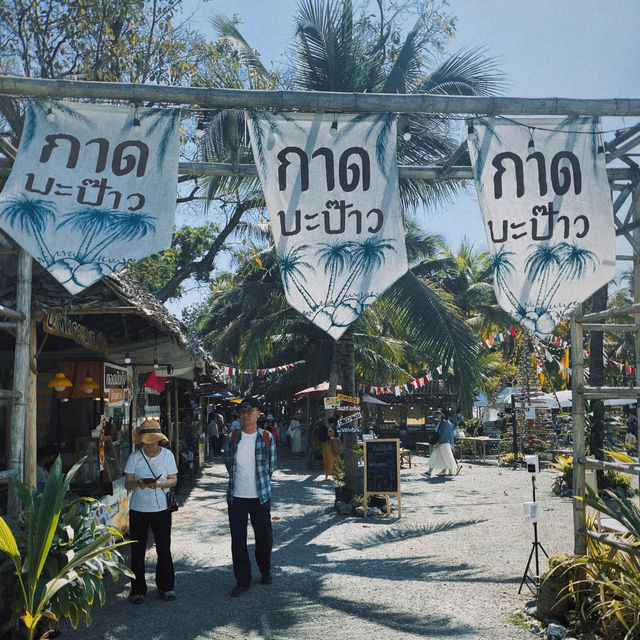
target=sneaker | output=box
[160,590,176,601]
[129,594,144,605]
[231,584,250,597]
[260,574,272,585]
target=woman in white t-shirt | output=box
[124,419,178,604]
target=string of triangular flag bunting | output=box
[214,359,305,377]
[481,327,569,350]
[356,371,434,396]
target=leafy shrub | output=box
[0,457,132,640]
[551,490,640,639]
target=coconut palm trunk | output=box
[326,326,358,494]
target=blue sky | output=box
[170,0,640,313]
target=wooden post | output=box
[174,381,180,463]
[8,248,31,517]
[166,379,172,443]
[571,305,586,555]
[23,320,37,489]
[633,189,640,503]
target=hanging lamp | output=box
[48,371,72,392]
[79,373,100,394]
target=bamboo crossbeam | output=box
[579,386,640,399]
[606,134,640,164]
[1,76,640,115]
[580,303,640,322]
[0,321,17,330]
[606,122,640,151]
[578,456,640,476]
[0,304,24,321]
[177,161,635,182]
[0,469,18,482]
[579,529,640,556]
[0,389,21,400]
[581,323,638,331]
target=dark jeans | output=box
[209,435,221,456]
[228,498,272,586]
[129,509,174,595]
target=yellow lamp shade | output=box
[48,372,72,392]
[79,374,100,394]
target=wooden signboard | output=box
[363,438,401,517]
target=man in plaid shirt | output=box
[224,396,277,597]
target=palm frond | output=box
[419,47,505,97]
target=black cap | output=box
[434,408,445,416]
[239,396,261,410]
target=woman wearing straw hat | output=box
[426,409,457,477]
[124,419,178,603]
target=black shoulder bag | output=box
[141,451,178,512]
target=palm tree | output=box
[56,207,115,261]
[278,245,318,310]
[316,240,354,303]
[211,0,503,491]
[334,235,397,306]
[541,241,598,307]
[84,211,157,262]
[524,242,563,310]
[0,194,56,263]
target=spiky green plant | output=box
[0,457,132,640]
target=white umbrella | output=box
[362,394,389,405]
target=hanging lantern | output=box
[79,373,100,394]
[48,371,72,392]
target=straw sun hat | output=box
[137,419,169,444]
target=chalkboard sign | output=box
[364,438,399,493]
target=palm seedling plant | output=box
[550,490,640,639]
[0,456,132,640]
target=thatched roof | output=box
[0,232,220,382]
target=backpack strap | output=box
[230,429,270,450]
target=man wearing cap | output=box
[224,397,277,596]
[124,419,178,603]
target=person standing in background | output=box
[426,409,457,477]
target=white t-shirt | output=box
[233,431,258,498]
[124,447,178,512]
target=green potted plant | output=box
[0,456,132,640]
[332,458,352,504]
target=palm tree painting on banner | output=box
[248,111,408,340]
[0,100,180,294]
[467,116,615,337]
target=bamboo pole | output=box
[578,456,640,476]
[580,302,640,322]
[571,305,586,555]
[174,383,179,464]
[177,161,634,182]
[8,248,31,517]
[23,320,37,489]
[579,386,640,399]
[1,76,639,115]
[634,188,640,502]
[581,323,638,331]
[0,304,25,321]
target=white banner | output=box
[248,112,408,340]
[467,116,615,336]
[0,100,180,294]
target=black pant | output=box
[228,498,272,586]
[129,509,174,595]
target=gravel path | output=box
[59,447,574,640]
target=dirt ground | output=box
[59,446,574,640]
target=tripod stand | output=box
[518,474,549,595]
